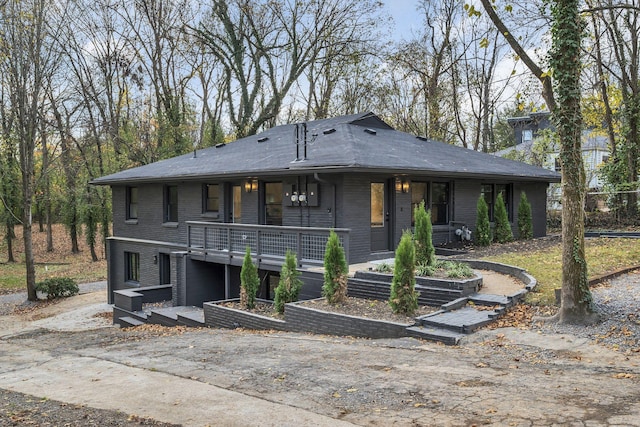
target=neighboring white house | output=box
[496,112,610,209]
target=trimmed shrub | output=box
[35,277,79,299]
[494,193,513,243]
[240,247,259,309]
[389,231,418,315]
[274,250,303,313]
[475,195,491,246]
[414,201,436,266]
[322,230,348,304]
[518,192,533,240]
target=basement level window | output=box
[125,251,140,283]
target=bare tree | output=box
[0,0,63,300]
[194,0,383,137]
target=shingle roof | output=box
[92,112,561,185]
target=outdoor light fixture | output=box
[244,179,258,193]
[395,177,410,193]
[153,255,158,264]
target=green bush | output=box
[322,230,349,304]
[415,263,436,277]
[35,277,79,299]
[518,192,533,240]
[389,231,418,315]
[442,261,474,278]
[475,195,491,246]
[494,193,513,243]
[240,247,260,309]
[414,201,436,266]
[415,260,474,278]
[274,250,303,314]
[375,262,392,273]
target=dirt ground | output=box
[1,286,639,427]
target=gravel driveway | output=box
[1,273,640,426]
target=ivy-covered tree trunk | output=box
[551,0,597,324]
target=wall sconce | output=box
[395,177,410,193]
[153,255,158,265]
[244,179,258,193]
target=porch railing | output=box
[186,221,349,267]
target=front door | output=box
[159,253,171,285]
[370,182,390,252]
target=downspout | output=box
[314,172,336,228]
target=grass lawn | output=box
[0,224,107,293]
[484,237,640,305]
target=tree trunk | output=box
[5,222,15,263]
[551,0,597,324]
[23,195,37,301]
[41,120,53,252]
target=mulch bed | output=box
[299,297,438,324]
[219,297,437,324]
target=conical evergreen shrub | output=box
[414,201,436,266]
[494,193,513,243]
[389,231,418,315]
[322,230,348,304]
[274,250,303,313]
[518,192,533,240]
[240,246,259,309]
[475,195,491,246]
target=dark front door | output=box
[159,253,171,285]
[370,181,390,252]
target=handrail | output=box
[186,221,350,267]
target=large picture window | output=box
[126,186,138,220]
[125,251,140,283]
[164,185,178,223]
[431,182,449,225]
[204,184,220,213]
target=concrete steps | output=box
[418,306,501,334]
[148,306,204,327]
[405,326,465,346]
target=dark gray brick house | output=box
[93,112,559,307]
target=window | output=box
[126,186,138,220]
[554,157,562,172]
[264,182,282,225]
[431,182,449,225]
[411,182,428,225]
[204,184,220,213]
[481,183,512,221]
[371,182,385,227]
[496,184,512,221]
[232,185,242,223]
[481,184,494,220]
[125,251,140,283]
[164,185,178,223]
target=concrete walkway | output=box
[0,340,354,427]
